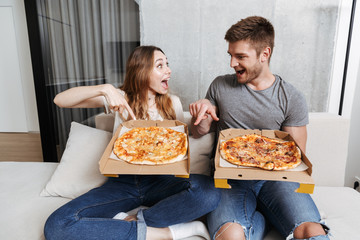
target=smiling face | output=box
[148,50,171,97]
[228,40,264,85]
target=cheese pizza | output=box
[220,134,302,170]
[113,126,187,165]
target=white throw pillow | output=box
[40,122,111,199]
[189,132,215,176]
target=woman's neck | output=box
[147,94,157,109]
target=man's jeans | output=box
[207,180,329,240]
[44,174,220,240]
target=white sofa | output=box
[1,112,360,240]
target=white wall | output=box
[342,2,360,188]
[0,0,39,132]
[345,58,360,188]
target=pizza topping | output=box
[220,133,302,171]
[113,126,187,165]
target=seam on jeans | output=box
[243,190,250,224]
[257,192,288,236]
[135,175,145,201]
[147,176,191,196]
[74,197,138,221]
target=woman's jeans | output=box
[44,174,220,240]
[207,180,329,240]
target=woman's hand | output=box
[101,84,136,120]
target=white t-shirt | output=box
[103,90,184,133]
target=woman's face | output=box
[148,50,171,96]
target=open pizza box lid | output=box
[214,129,315,194]
[99,119,190,177]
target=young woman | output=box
[45,46,220,240]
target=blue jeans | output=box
[207,180,329,240]
[44,174,220,240]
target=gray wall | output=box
[139,0,339,111]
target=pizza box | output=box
[214,129,315,194]
[99,119,190,177]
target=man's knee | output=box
[215,222,245,240]
[293,222,327,239]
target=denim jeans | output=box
[207,180,329,240]
[44,174,220,240]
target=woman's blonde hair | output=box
[120,46,176,120]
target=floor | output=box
[0,132,43,162]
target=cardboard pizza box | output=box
[99,119,190,177]
[214,129,315,194]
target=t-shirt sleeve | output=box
[205,78,218,107]
[283,90,309,127]
[171,94,184,122]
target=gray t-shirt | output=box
[206,74,309,135]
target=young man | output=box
[190,16,329,240]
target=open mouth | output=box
[237,69,246,75]
[161,79,169,89]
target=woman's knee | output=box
[215,222,245,240]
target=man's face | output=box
[227,40,263,84]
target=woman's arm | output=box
[54,84,112,108]
[54,84,136,119]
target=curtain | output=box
[40,0,139,157]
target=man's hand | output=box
[189,99,219,125]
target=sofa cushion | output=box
[189,133,215,176]
[0,162,70,240]
[2,162,359,240]
[40,122,111,199]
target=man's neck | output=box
[246,70,275,91]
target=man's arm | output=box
[189,99,219,138]
[282,125,307,153]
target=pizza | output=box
[113,126,187,165]
[220,134,302,170]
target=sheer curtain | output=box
[40,0,139,157]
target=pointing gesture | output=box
[102,84,137,120]
[189,99,219,125]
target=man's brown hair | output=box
[225,16,275,61]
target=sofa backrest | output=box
[96,112,350,187]
[306,113,350,187]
